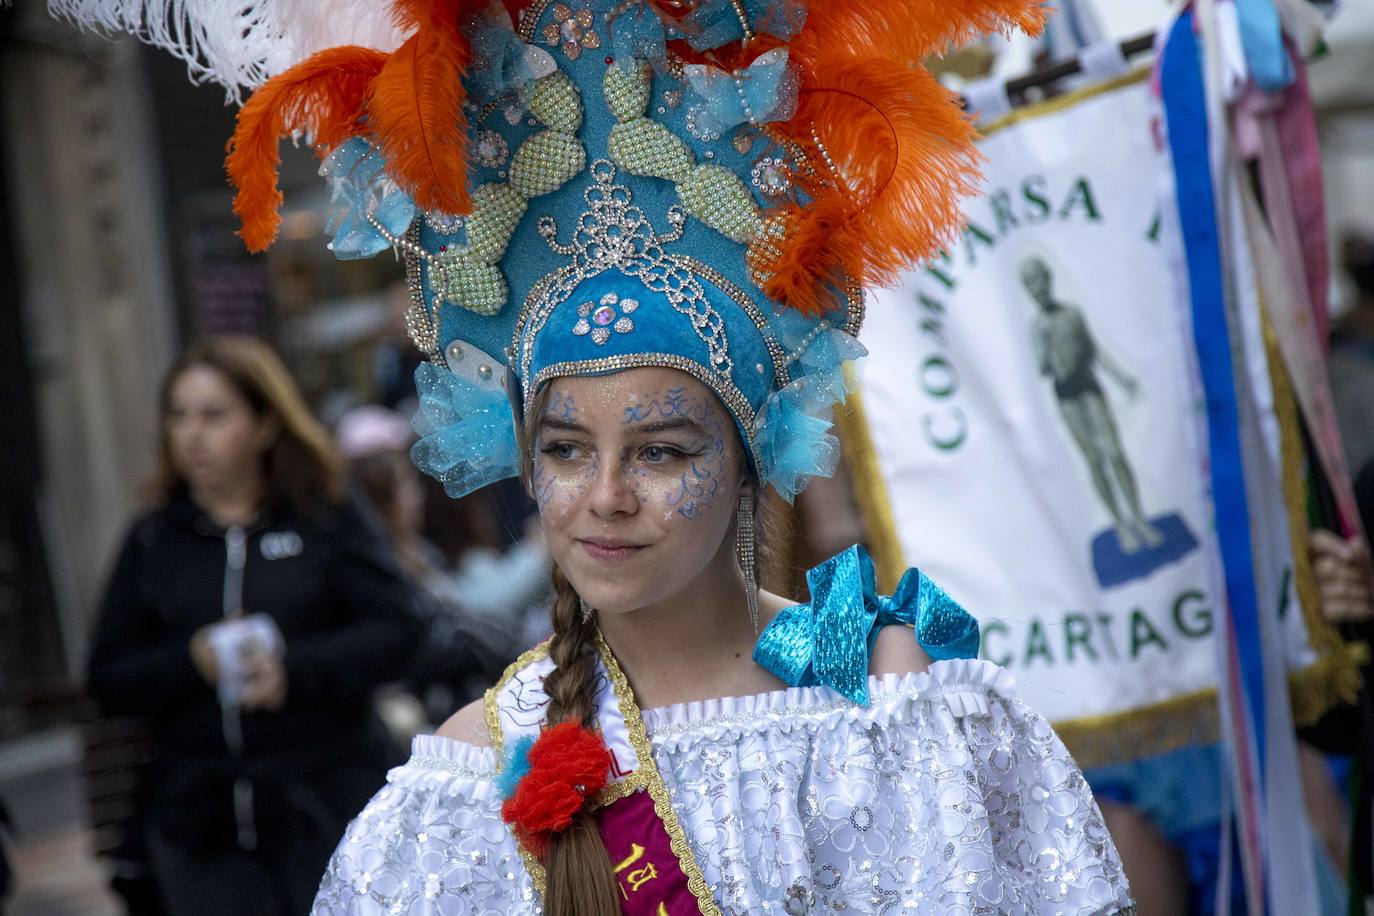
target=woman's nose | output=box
[587,459,637,518]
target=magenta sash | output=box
[596,790,699,916]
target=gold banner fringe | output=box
[1052,657,1356,771]
[1263,307,1362,720]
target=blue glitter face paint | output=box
[532,391,599,512]
[621,386,728,520]
[532,367,747,617]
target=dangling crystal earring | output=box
[579,597,592,624]
[736,492,759,634]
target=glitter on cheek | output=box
[532,455,557,508]
[532,447,601,516]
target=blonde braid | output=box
[539,567,620,914]
[521,389,621,914]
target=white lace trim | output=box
[398,659,1017,777]
[640,658,1015,745]
[386,734,501,798]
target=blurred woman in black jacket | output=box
[88,336,419,916]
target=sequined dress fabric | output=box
[311,659,1132,914]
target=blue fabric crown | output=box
[323,1,865,501]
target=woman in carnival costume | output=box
[56,0,1137,911]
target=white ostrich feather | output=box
[46,0,410,103]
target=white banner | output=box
[857,74,1230,728]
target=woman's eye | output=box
[642,445,683,464]
[543,442,582,461]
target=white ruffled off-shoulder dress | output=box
[311,647,1134,914]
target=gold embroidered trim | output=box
[592,771,652,808]
[483,638,553,757]
[483,639,553,896]
[595,631,723,916]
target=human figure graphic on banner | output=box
[1022,256,1197,586]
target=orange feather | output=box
[792,0,1046,69]
[226,46,387,252]
[753,0,1047,314]
[756,59,983,316]
[389,0,463,32]
[367,24,473,217]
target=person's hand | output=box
[190,627,219,686]
[238,649,288,712]
[1310,529,1374,624]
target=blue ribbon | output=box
[752,544,980,705]
[1236,0,1294,93]
[1162,10,1268,778]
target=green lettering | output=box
[919,355,959,398]
[1128,610,1170,658]
[1022,175,1052,224]
[981,619,1012,667]
[1057,176,1102,222]
[1064,613,1099,662]
[917,292,946,344]
[923,408,967,451]
[1146,209,1161,243]
[1095,613,1120,660]
[1172,590,1213,639]
[990,189,1020,236]
[1025,620,1055,667]
[962,221,997,267]
[925,250,957,290]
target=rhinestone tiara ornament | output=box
[522,161,731,383]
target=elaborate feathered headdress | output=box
[53,0,1044,500]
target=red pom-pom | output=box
[500,722,611,858]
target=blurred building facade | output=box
[2,3,178,740]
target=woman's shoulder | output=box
[438,640,555,751]
[436,698,492,748]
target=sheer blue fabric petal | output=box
[752,335,864,501]
[753,545,982,705]
[683,49,798,135]
[603,1,667,65]
[410,361,521,500]
[320,137,416,260]
[753,375,839,503]
[466,3,554,104]
[680,0,808,50]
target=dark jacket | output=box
[87,490,420,852]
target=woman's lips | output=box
[579,540,646,563]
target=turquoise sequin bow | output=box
[753,544,981,705]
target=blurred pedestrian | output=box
[1330,232,1374,475]
[337,406,547,722]
[86,336,419,916]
